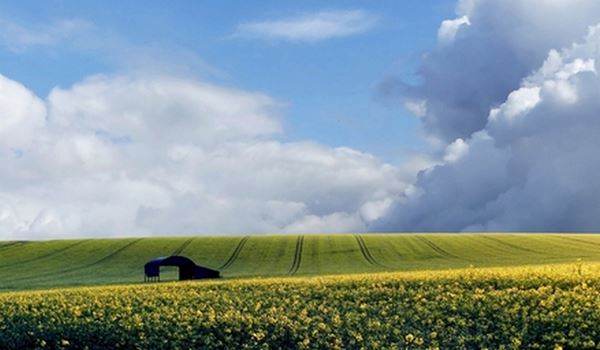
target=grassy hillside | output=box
[1,234,600,290]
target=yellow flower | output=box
[251,331,265,341]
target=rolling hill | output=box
[1,233,600,291]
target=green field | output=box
[1,233,600,291]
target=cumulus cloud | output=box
[0,75,46,147]
[437,16,470,44]
[443,138,468,163]
[236,10,377,43]
[375,0,600,232]
[380,0,600,143]
[0,73,407,239]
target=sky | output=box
[0,0,454,161]
[3,0,600,239]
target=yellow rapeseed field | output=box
[1,262,599,349]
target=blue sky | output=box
[3,0,600,238]
[0,0,454,162]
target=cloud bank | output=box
[375,0,600,232]
[236,10,377,43]
[0,74,407,239]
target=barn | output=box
[144,256,220,282]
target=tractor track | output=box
[354,234,384,267]
[0,241,28,252]
[218,236,249,270]
[416,236,462,260]
[89,238,144,267]
[171,238,194,256]
[9,238,144,283]
[480,235,545,254]
[0,241,86,268]
[384,236,405,260]
[287,235,304,275]
[555,235,600,248]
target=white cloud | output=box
[403,99,427,117]
[376,3,600,233]
[488,87,541,123]
[46,74,282,145]
[0,75,46,148]
[0,73,407,239]
[236,10,377,43]
[438,16,470,44]
[0,19,93,52]
[381,0,600,143]
[282,212,365,233]
[443,138,469,163]
[360,198,393,222]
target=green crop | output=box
[2,234,600,291]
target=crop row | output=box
[1,263,599,349]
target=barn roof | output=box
[144,255,220,280]
[144,255,196,268]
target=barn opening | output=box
[144,256,220,282]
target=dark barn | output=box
[144,256,220,282]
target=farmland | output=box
[2,263,600,349]
[2,234,600,349]
[2,234,600,290]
